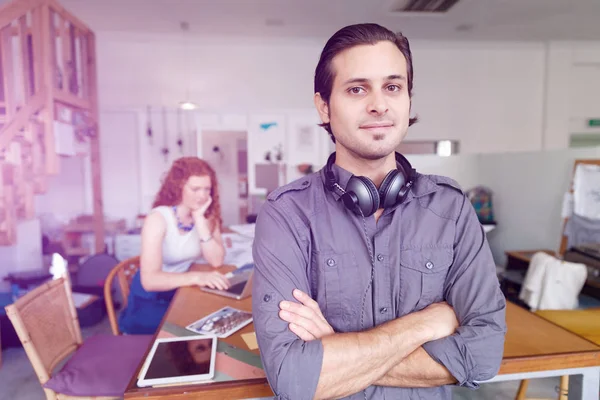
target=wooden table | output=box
[125,270,600,399]
[535,308,600,346]
[124,264,273,400]
[487,302,600,399]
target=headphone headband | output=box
[325,152,338,191]
[325,152,416,216]
[325,152,415,188]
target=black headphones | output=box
[325,152,416,217]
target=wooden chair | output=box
[103,256,140,335]
[5,272,151,400]
[516,376,568,400]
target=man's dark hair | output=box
[314,23,418,142]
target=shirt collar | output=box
[320,163,353,201]
[406,172,439,200]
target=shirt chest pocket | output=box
[311,251,362,333]
[399,246,453,311]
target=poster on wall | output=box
[296,124,316,150]
[285,113,329,183]
[247,114,286,194]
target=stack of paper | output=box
[196,232,254,268]
[228,224,256,239]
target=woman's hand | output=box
[192,197,213,222]
[192,197,213,239]
[193,271,230,290]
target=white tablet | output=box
[137,334,217,388]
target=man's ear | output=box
[314,93,330,124]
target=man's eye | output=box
[349,87,365,94]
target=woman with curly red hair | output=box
[119,157,230,334]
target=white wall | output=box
[95,110,142,226]
[85,35,599,228]
[95,33,319,112]
[408,147,600,267]
[93,33,600,154]
[94,32,555,155]
[475,149,597,266]
[35,156,87,225]
[0,219,43,291]
[406,153,481,190]
[407,42,546,154]
[18,34,600,271]
[544,42,600,149]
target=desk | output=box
[125,274,599,399]
[487,302,600,399]
[124,264,273,399]
[536,308,600,346]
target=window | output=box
[397,140,459,156]
[570,133,600,148]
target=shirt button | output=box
[263,294,271,302]
[377,254,384,262]
[326,258,336,267]
[379,307,388,314]
[425,261,434,269]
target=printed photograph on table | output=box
[186,306,253,338]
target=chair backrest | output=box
[76,253,120,288]
[104,256,140,335]
[4,274,82,387]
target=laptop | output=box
[201,268,254,300]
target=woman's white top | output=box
[152,206,202,273]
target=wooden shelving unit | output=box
[0,0,105,251]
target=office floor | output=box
[0,313,562,400]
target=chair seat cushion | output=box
[44,333,153,396]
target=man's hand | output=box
[418,302,459,341]
[279,289,334,341]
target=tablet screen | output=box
[144,337,214,380]
[225,280,247,295]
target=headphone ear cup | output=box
[345,176,380,216]
[341,192,359,213]
[379,170,407,208]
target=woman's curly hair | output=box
[152,157,222,232]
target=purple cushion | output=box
[44,333,153,397]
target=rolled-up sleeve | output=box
[422,195,507,389]
[252,199,324,399]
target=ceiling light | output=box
[178,21,197,111]
[179,101,198,111]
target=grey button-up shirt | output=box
[252,163,507,400]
